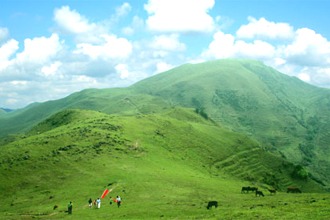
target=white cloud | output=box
[296,67,330,87]
[0,39,19,70]
[116,2,132,17]
[284,28,330,66]
[74,34,133,60]
[235,40,275,59]
[54,6,96,34]
[41,61,62,77]
[74,75,97,84]
[144,0,215,33]
[298,72,311,82]
[150,34,186,51]
[115,63,130,79]
[155,61,173,74]
[202,31,275,60]
[237,17,294,40]
[10,80,28,86]
[202,31,235,59]
[16,33,63,64]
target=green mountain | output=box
[131,59,330,187]
[0,59,329,219]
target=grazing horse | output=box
[255,190,265,197]
[268,189,276,194]
[206,201,218,209]
[287,187,302,193]
[241,186,258,193]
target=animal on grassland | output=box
[206,201,218,209]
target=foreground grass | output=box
[1,146,329,220]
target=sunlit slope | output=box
[0,108,323,219]
[0,88,170,136]
[131,59,330,187]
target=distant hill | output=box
[0,59,329,189]
[0,108,13,114]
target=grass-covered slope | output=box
[0,108,327,219]
[0,87,171,136]
[131,59,330,187]
[0,58,329,188]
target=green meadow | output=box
[1,109,329,219]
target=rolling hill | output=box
[0,59,329,218]
[130,59,330,188]
[0,108,327,219]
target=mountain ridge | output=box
[0,58,329,189]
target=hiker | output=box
[88,198,93,208]
[67,201,73,214]
[96,198,101,208]
[116,196,121,208]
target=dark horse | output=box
[241,186,258,193]
[255,190,265,197]
[206,201,218,209]
[287,187,302,193]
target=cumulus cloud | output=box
[202,31,275,60]
[54,6,96,34]
[54,6,107,44]
[144,0,215,33]
[40,61,62,77]
[74,34,133,60]
[116,2,132,17]
[237,17,294,39]
[15,34,63,64]
[155,61,174,74]
[0,39,19,70]
[202,31,235,58]
[115,63,130,79]
[284,28,330,66]
[150,34,186,52]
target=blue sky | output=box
[1,0,330,109]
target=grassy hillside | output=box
[0,58,329,190]
[131,59,330,188]
[0,108,328,219]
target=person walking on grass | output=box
[88,198,93,208]
[96,198,101,208]
[116,196,121,208]
[67,201,73,214]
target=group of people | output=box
[67,196,122,214]
[88,196,122,209]
[88,198,102,208]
